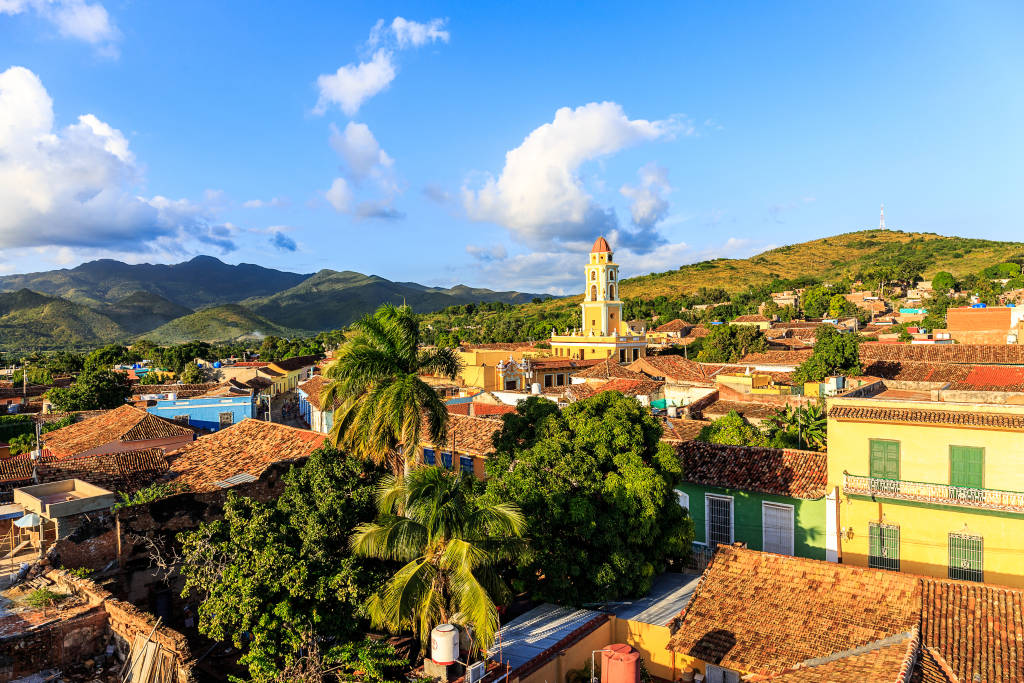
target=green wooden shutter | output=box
[870,440,899,480]
[949,533,983,582]
[950,446,984,489]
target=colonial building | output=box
[549,236,648,362]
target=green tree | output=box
[7,414,74,456]
[696,410,770,447]
[84,344,133,372]
[324,304,462,474]
[178,361,210,384]
[485,393,692,605]
[931,271,956,292]
[351,466,525,652]
[179,449,387,682]
[792,325,861,383]
[765,403,827,451]
[695,324,767,363]
[45,370,131,411]
[11,366,53,386]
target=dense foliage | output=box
[45,369,132,411]
[694,324,768,363]
[7,415,74,455]
[485,394,692,605]
[792,326,862,383]
[696,410,770,447]
[179,449,388,682]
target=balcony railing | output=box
[843,473,1024,513]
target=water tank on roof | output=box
[971,303,986,308]
[531,383,541,395]
[213,361,222,368]
[430,624,459,665]
[601,644,640,683]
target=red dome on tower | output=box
[591,236,612,253]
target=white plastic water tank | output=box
[431,624,459,665]
[667,405,679,418]
[531,382,541,395]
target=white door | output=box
[762,502,795,555]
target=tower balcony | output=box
[843,472,1024,513]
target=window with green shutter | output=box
[868,522,900,571]
[949,533,983,582]
[950,446,984,489]
[869,440,900,480]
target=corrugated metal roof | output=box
[492,604,602,672]
[602,572,702,626]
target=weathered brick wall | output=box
[0,607,107,682]
[53,528,119,570]
[49,570,196,683]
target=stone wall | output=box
[53,528,119,571]
[0,606,107,682]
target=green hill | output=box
[95,291,194,335]
[0,289,127,350]
[0,255,310,308]
[242,269,539,331]
[142,304,299,344]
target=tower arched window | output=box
[609,271,615,280]
[590,271,596,281]
[608,285,615,299]
[591,285,598,301]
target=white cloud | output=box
[620,163,671,229]
[314,49,396,116]
[465,244,507,262]
[329,121,394,185]
[463,102,684,249]
[0,66,237,253]
[390,17,449,48]
[325,177,353,212]
[1,0,119,52]
[242,196,288,209]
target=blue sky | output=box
[1,2,1022,293]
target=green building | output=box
[675,441,828,560]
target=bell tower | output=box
[581,236,623,336]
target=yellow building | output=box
[826,380,1024,588]
[263,355,318,395]
[438,344,545,392]
[549,236,648,362]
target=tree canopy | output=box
[696,410,770,447]
[485,393,692,605]
[179,448,389,682]
[792,325,861,383]
[694,324,767,363]
[45,369,132,411]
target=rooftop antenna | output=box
[879,204,886,230]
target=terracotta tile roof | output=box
[42,405,194,457]
[920,578,1024,683]
[732,314,770,323]
[860,361,1024,391]
[592,378,665,397]
[35,448,169,493]
[564,383,598,402]
[676,441,827,498]
[166,419,326,492]
[572,359,648,381]
[910,647,959,683]
[660,418,708,443]
[232,361,269,367]
[0,454,33,484]
[472,403,516,417]
[297,375,338,411]
[245,376,273,390]
[591,235,611,253]
[269,354,320,372]
[629,356,714,384]
[828,404,1024,431]
[859,343,1024,365]
[655,319,689,333]
[667,546,922,675]
[130,383,219,399]
[421,413,501,456]
[701,400,780,421]
[737,350,814,366]
[261,367,285,378]
[753,631,919,681]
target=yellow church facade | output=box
[550,237,648,362]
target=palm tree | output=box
[768,402,827,451]
[322,303,462,474]
[350,466,526,653]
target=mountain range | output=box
[0,257,540,350]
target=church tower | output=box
[581,236,623,336]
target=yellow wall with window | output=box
[828,399,1024,588]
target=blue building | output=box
[297,376,335,433]
[144,382,257,432]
